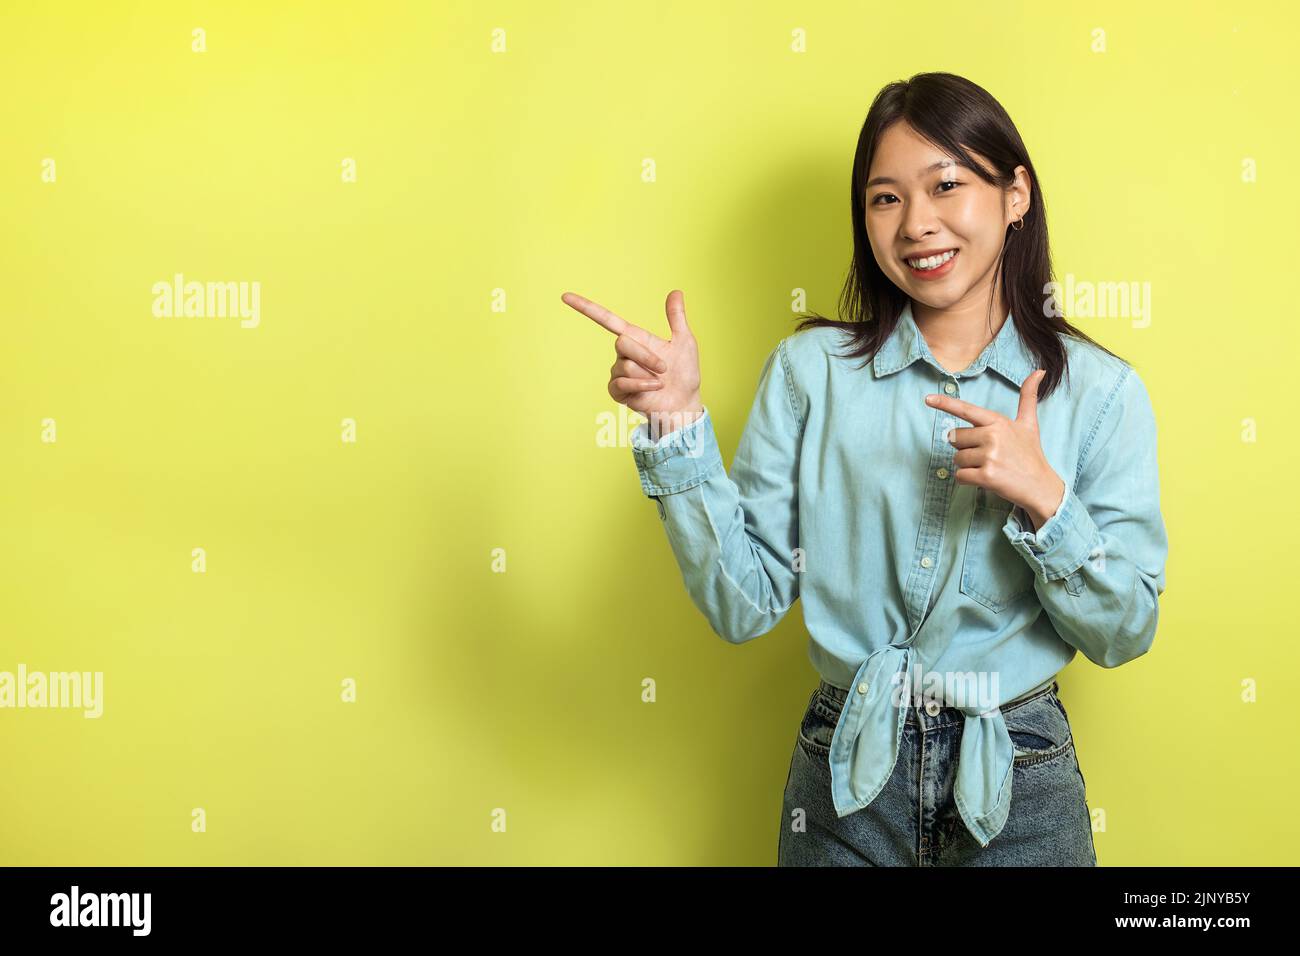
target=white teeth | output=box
[907,249,957,270]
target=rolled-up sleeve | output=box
[1002,365,1168,667]
[631,337,804,643]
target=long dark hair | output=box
[794,71,1123,401]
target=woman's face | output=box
[864,121,1029,312]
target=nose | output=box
[899,193,941,244]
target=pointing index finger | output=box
[924,392,1000,426]
[561,291,634,336]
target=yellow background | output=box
[2,0,1296,865]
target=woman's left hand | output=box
[924,369,1066,531]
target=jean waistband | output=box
[815,676,1059,715]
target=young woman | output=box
[561,72,1167,866]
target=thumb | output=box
[1016,369,1045,429]
[664,289,691,339]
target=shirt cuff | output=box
[1002,482,1097,582]
[630,406,724,496]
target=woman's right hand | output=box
[561,289,705,438]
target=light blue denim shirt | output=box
[629,301,1168,848]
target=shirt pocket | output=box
[959,487,1036,613]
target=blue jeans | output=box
[778,679,1098,866]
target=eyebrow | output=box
[865,159,960,189]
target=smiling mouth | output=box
[904,248,959,271]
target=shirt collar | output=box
[872,301,1036,387]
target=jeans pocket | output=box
[796,689,839,765]
[1004,689,1073,767]
[960,487,1037,613]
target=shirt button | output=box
[925,699,942,717]
[857,681,869,695]
[920,556,933,568]
[944,382,957,394]
[936,467,948,479]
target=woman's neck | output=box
[911,297,1009,374]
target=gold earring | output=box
[1011,217,1025,231]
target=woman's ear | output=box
[1007,164,1032,225]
